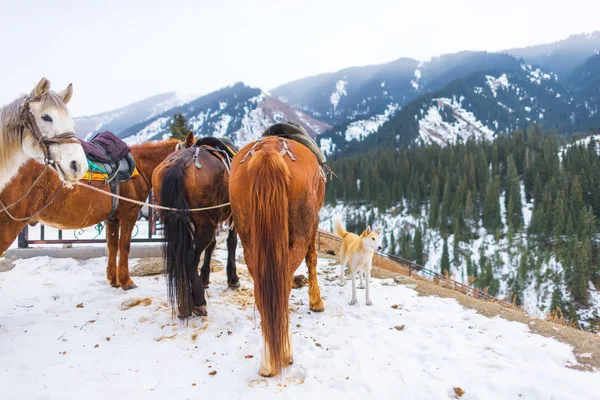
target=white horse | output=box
[0,78,87,192]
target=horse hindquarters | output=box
[244,150,292,377]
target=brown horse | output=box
[152,141,239,319]
[229,136,325,377]
[0,133,194,289]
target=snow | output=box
[411,69,421,90]
[418,98,495,146]
[213,114,232,137]
[330,79,348,111]
[123,117,170,145]
[485,74,510,98]
[343,104,399,142]
[319,137,336,156]
[1,239,598,399]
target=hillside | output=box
[74,92,195,140]
[1,238,598,399]
[119,83,331,147]
[506,31,600,79]
[323,132,600,331]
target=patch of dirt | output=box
[121,297,153,310]
[367,264,600,372]
[0,257,15,273]
[292,274,308,289]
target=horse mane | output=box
[0,91,68,182]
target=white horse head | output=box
[0,78,88,190]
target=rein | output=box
[74,181,231,212]
[0,97,80,219]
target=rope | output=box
[73,181,231,212]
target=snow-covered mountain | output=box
[119,83,331,147]
[74,92,196,140]
[506,31,600,80]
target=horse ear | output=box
[58,84,73,104]
[185,131,194,148]
[31,78,51,99]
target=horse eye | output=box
[41,115,53,122]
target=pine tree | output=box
[169,113,190,140]
[441,239,450,275]
[413,227,424,265]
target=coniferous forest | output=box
[324,129,600,328]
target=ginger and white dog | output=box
[333,217,382,306]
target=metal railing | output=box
[17,193,164,248]
[316,230,500,303]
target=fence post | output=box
[18,226,29,248]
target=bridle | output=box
[0,96,80,222]
[18,96,79,165]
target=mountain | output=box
[568,53,600,132]
[321,60,575,155]
[118,82,331,146]
[74,92,196,140]
[506,31,600,80]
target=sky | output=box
[1,0,599,116]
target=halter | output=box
[0,97,80,221]
[18,96,79,165]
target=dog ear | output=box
[375,228,382,235]
[363,226,371,236]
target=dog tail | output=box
[333,217,348,239]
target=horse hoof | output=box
[110,283,120,288]
[202,284,209,289]
[123,283,137,291]
[192,305,207,316]
[358,285,365,289]
[310,303,325,313]
[259,370,275,378]
[228,280,241,289]
[177,312,191,320]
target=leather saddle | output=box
[163,136,239,173]
[259,121,332,181]
[81,131,139,221]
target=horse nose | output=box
[70,160,81,174]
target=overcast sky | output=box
[1,0,598,116]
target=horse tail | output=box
[247,149,291,376]
[159,160,194,317]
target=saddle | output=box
[165,136,239,174]
[245,121,332,181]
[80,131,140,221]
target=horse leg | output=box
[226,227,240,288]
[306,236,324,312]
[106,221,120,287]
[117,218,136,290]
[190,227,215,316]
[199,236,216,288]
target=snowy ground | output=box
[0,241,597,399]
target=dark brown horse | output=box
[229,136,325,377]
[152,141,239,319]
[0,133,194,289]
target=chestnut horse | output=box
[229,136,325,377]
[0,134,194,289]
[152,142,239,319]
